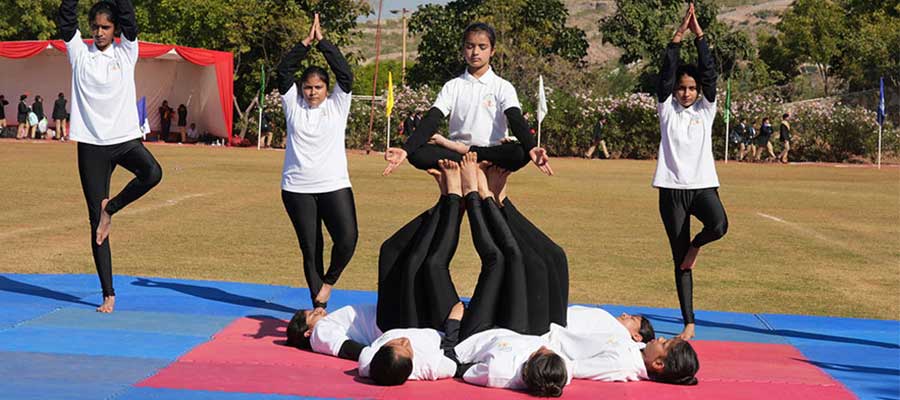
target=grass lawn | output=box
[1,140,897,320]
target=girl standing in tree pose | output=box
[58,0,163,313]
[277,14,358,312]
[653,3,728,340]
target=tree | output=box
[834,1,900,90]
[407,0,587,87]
[777,0,847,95]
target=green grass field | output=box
[1,140,897,320]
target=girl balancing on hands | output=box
[382,22,553,177]
[277,14,358,312]
[58,0,163,313]
[653,2,728,340]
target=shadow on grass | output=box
[0,276,98,307]
[646,314,900,349]
[131,278,296,314]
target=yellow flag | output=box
[385,71,394,118]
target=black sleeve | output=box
[402,107,445,154]
[695,36,717,103]
[316,40,353,94]
[57,0,79,42]
[658,42,681,103]
[277,42,311,95]
[115,0,138,41]
[337,340,366,361]
[504,107,537,152]
[780,124,789,136]
[455,362,477,379]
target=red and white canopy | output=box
[0,40,233,141]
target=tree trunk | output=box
[233,95,259,139]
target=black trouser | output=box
[377,194,462,331]
[282,188,358,306]
[407,143,530,172]
[78,139,163,297]
[500,199,568,334]
[658,188,728,325]
[460,193,530,340]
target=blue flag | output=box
[877,77,885,127]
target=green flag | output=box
[723,79,731,125]
[260,65,266,107]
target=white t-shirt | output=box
[565,306,632,342]
[652,94,720,189]
[65,30,142,145]
[454,328,574,390]
[545,323,647,382]
[310,304,382,358]
[281,82,352,194]
[357,328,456,381]
[432,67,521,147]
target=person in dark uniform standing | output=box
[16,94,29,139]
[177,103,187,143]
[778,113,792,163]
[754,117,776,161]
[53,93,69,141]
[158,100,173,141]
[0,95,9,131]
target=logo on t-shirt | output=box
[482,94,495,110]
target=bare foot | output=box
[486,166,510,203]
[96,296,115,313]
[448,301,464,321]
[676,323,695,340]
[315,284,332,307]
[680,246,699,270]
[460,152,479,195]
[439,160,462,196]
[476,162,493,200]
[426,168,446,195]
[96,199,112,245]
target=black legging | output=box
[282,188,358,306]
[658,188,728,325]
[78,139,163,297]
[407,142,530,172]
[377,194,462,331]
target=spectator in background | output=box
[185,122,200,142]
[17,94,29,139]
[260,112,272,148]
[733,118,748,161]
[778,113,792,164]
[744,119,757,162]
[53,93,69,141]
[159,100,173,142]
[585,117,610,159]
[755,117,776,162]
[32,95,46,139]
[0,94,8,130]
[177,103,188,143]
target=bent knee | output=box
[144,163,163,187]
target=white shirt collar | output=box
[463,67,496,85]
[90,42,116,58]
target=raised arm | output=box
[57,0,79,42]
[658,4,693,103]
[317,40,352,94]
[277,15,316,95]
[115,0,137,41]
[694,36,717,103]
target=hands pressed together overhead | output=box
[302,13,324,47]
[673,2,704,43]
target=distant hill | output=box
[349,0,792,66]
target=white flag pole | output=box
[387,116,391,152]
[257,102,262,150]
[725,119,729,163]
[878,124,882,170]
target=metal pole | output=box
[725,119,730,163]
[365,0,384,154]
[401,8,408,86]
[878,124,883,169]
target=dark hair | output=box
[89,1,122,36]
[462,22,496,49]
[21,94,27,101]
[522,351,567,397]
[639,316,655,343]
[285,310,312,350]
[675,64,700,88]
[763,117,770,123]
[300,66,330,90]
[370,345,412,386]
[35,96,42,102]
[782,113,790,119]
[58,93,65,98]
[649,340,699,385]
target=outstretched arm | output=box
[115,0,138,41]
[658,3,693,103]
[58,0,79,41]
[277,15,318,95]
[317,40,352,94]
[687,3,717,102]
